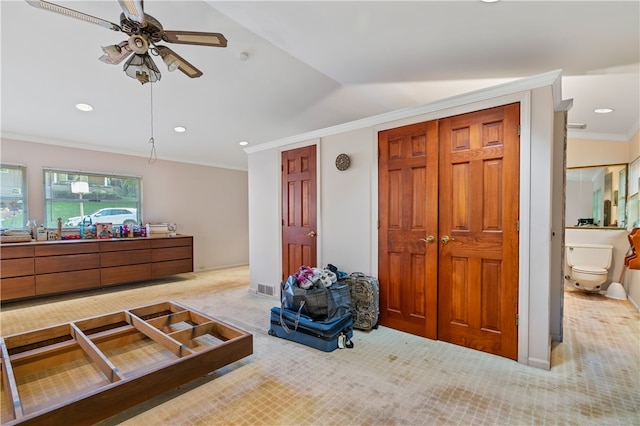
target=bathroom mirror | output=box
[566,164,628,228]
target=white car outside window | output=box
[64,208,137,227]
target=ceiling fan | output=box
[26,0,228,84]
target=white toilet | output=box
[565,243,613,291]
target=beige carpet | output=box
[1,266,639,425]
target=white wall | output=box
[1,138,249,271]
[247,71,566,369]
[247,147,282,291]
[319,128,375,274]
[526,85,556,369]
[550,110,567,343]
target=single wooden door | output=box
[438,103,520,360]
[282,145,317,281]
[378,121,439,339]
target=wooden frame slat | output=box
[167,322,214,343]
[3,324,71,352]
[125,311,194,358]
[145,310,193,329]
[73,312,128,335]
[127,301,184,320]
[1,340,23,422]
[70,324,124,383]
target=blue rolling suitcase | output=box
[268,306,353,352]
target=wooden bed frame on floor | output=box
[1,300,253,425]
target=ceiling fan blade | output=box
[161,30,228,48]
[117,0,146,27]
[25,0,121,31]
[99,40,133,65]
[155,46,203,78]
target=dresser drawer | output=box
[151,246,192,262]
[35,253,100,274]
[35,242,99,256]
[100,239,151,252]
[0,276,35,300]
[101,264,152,286]
[150,237,192,248]
[101,250,151,267]
[1,258,34,278]
[0,245,34,259]
[36,269,101,295]
[152,259,193,278]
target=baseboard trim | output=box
[528,357,551,370]
[628,294,640,312]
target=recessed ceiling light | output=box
[239,141,249,146]
[594,108,614,114]
[75,103,93,112]
[481,0,499,3]
[174,126,186,133]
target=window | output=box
[43,168,142,228]
[0,163,28,228]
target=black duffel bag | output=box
[281,274,352,322]
[293,281,328,321]
[327,282,351,321]
[282,276,329,321]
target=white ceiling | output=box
[1,1,638,170]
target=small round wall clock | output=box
[335,153,351,171]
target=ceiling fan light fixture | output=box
[101,44,122,60]
[161,55,180,72]
[124,53,161,84]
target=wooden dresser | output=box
[1,236,193,302]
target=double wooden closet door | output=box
[378,103,520,360]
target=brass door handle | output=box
[441,235,455,244]
[420,235,435,244]
[307,231,317,237]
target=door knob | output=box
[307,231,317,237]
[420,235,435,244]
[441,235,455,244]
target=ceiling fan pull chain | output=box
[148,137,157,164]
[148,81,157,164]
